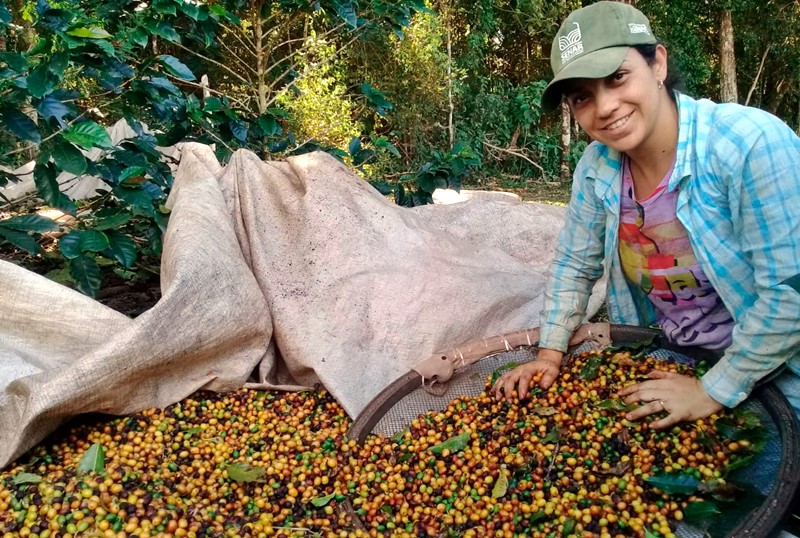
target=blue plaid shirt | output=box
[539,92,800,408]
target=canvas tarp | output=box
[0,143,604,468]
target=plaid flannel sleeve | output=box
[538,146,609,352]
[700,111,800,408]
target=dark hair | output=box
[633,44,685,102]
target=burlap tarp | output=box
[0,143,604,468]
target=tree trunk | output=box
[447,24,454,150]
[560,101,571,181]
[254,0,268,115]
[719,9,738,103]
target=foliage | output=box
[0,0,424,297]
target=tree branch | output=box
[482,139,546,178]
[745,44,771,107]
[264,30,362,108]
[221,21,256,51]
[172,41,252,86]
[216,37,259,77]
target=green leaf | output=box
[63,121,113,150]
[683,501,720,524]
[38,96,72,128]
[542,427,560,444]
[45,266,73,285]
[158,54,195,81]
[12,472,43,485]
[0,215,59,233]
[69,255,101,297]
[226,462,266,483]
[1,107,41,144]
[114,185,156,216]
[104,230,137,267]
[120,166,147,186]
[49,51,69,77]
[27,63,53,98]
[130,27,148,48]
[59,230,109,259]
[491,472,508,499]
[562,518,576,535]
[607,335,658,353]
[53,139,87,175]
[579,354,603,380]
[151,21,180,43]
[310,492,335,507]
[490,361,521,386]
[0,52,28,72]
[93,212,132,230]
[429,431,471,454]
[0,3,10,24]
[333,0,358,27]
[644,528,659,538]
[257,114,280,136]
[644,472,701,495]
[34,162,76,214]
[66,26,113,39]
[0,226,42,255]
[204,97,223,112]
[348,137,361,156]
[229,120,248,142]
[77,443,105,473]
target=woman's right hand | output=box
[492,348,564,400]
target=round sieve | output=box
[348,325,800,537]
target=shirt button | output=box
[738,392,747,400]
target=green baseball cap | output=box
[541,1,657,112]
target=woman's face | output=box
[563,46,669,154]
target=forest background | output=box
[0,0,799,301]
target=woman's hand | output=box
[493,348,564,400]
[618,370,724,429]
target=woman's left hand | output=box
[618,370,724,429]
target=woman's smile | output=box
[604,112,633,131]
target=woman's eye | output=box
[611,71,627,82]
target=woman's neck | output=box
[626,99,679,199]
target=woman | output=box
[493,1,800,429]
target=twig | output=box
[216,38,259,78]
[264,31,363,109]
[745,44,771,107]
[221,21,256,51]
[482,139,546,178]
[175,79,251,110]
[172,42,251,85]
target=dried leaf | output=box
[596,460,631,476]
[491,472,508,499]
[533,406,558,417]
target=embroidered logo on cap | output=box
[628,23,649,34]
[559,22,583,63]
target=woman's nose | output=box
[594,86,620,118]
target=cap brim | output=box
[541,46,630,112]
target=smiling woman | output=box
[493,1,800,432]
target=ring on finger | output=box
[658,400,667,412]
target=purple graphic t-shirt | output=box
[618,157,734,350]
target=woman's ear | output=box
[654,44,669,82]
